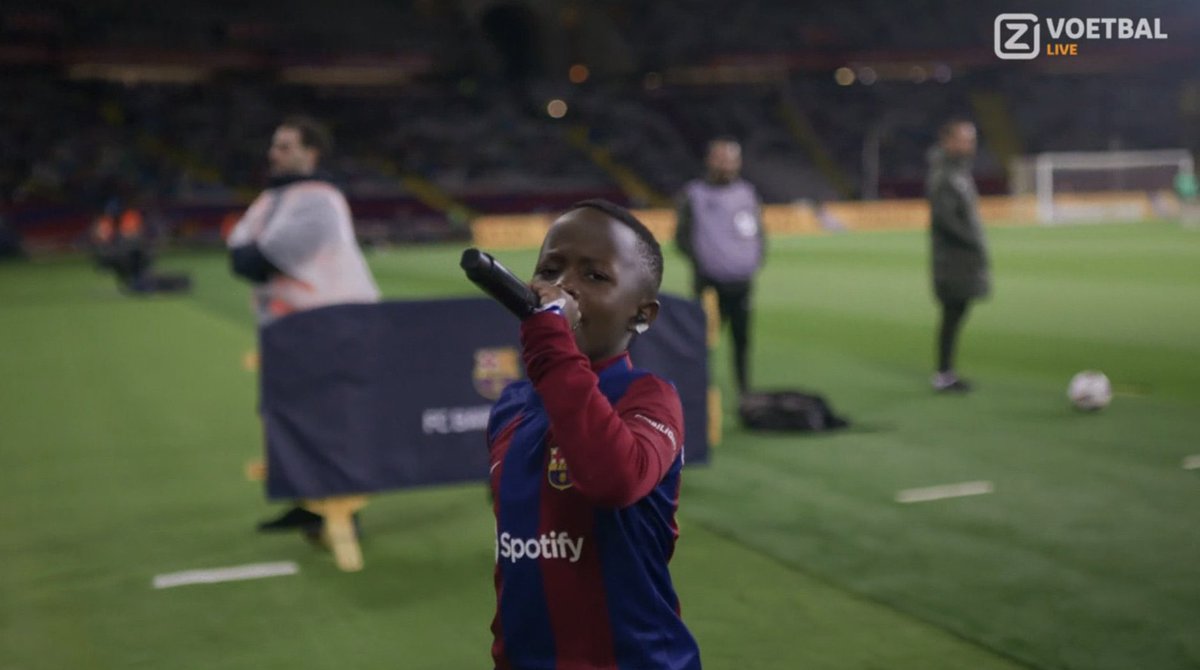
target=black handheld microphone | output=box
[460,248,539,319]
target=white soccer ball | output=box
[1068,371,1112,411]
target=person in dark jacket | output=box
[89,194,191,294]
[927,119,990,392]
[675,137,765,395]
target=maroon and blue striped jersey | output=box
[487,311,701,670]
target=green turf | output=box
[1,221,1197,669]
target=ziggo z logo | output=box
[496,531,585,564]
[994,14,1168,60]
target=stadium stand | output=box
[1,0,1196,247]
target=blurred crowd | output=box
[2,74,1188,209]
[1,0,1195,224]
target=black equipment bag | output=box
[739,390,849,432]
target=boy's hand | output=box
[531,280,581,331]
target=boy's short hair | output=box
[280,115,333,156]
[566,199,663,291]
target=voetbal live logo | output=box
[995,14,1168,60]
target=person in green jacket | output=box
[927,119,989,393]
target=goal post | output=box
[1010,149,1195,224]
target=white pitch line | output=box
[153,561,299,589]
[896,480,994,504]
[1182,455,1200,471]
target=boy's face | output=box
[532,208,659,361]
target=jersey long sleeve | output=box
[520,311,683,508]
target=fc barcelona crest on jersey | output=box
[473,347,521,400]
[547,446,573,490]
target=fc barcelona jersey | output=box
[487,311,701,670]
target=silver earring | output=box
[633,322,649,334]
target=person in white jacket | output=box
[228,115,379,325]
[227,116,380,533]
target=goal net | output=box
[1009,149,1194,224]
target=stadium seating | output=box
[1,0,1193,244]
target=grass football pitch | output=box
[1,220,1197,669]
